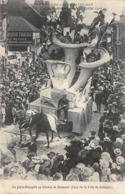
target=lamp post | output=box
[115,40,122,58]
[111,28,115,87]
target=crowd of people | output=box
[0,57,125,181]
[0,55,50,126]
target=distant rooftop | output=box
[34,0,44,5]
[7,0,44,28]
[8,16,40,32]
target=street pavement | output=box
[0,102,103,161]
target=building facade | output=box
[115,13,125,61]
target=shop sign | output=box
[7,31,33,46]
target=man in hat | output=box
[95,85,103,113]
[1,103,6,127]
[74,32,83,43]
[40,43,49,59]
[100,158,111,182]
[51,154,65,175]
[80,167,93,181]
[88,131,97,142]
[57,94,69,121]
[86,49,97,62]
[113,137,123,150]
[38,168,52,180]
[20,136,37,156]
[115,156,125,177]
[98,110,108,140]
[66,173,79,181]
[121,134,125,157]
[64,31,72,43]
[53,172,63,181]
[77,14,85,25]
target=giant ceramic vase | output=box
[46,35,99,90]
[70,47,111,92]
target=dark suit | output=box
[57,97,69,120]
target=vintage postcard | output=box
[0,0,125,193]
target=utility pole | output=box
[111,27,115,87]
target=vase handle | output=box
[64,63,71,77]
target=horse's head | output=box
[26,109,38,122]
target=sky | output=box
[26,0,125,24]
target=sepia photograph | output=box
[0,0,125,193]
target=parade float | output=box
[29,29,111,134]
[29,2,113,134]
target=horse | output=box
[16,110,61,148]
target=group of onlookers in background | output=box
[0,55,49,126]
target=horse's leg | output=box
[56,125,61,139]
[50,131,54,142]
[46,131,50,148]
[36,131,39,139]
[57,128,61,139]
[29,127,32,139]
[18,126,22,145]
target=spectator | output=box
[1,103,6,127]
[95,85,103,113]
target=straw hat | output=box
[95,145,103,151]
[66,173,79,181]
[100,159,109,168]
[101,152,111,161]
[116,138,123,144]
[69,167,81,176]
[109,174,117,182]
[32,156,41,164]
[121,134,125,140]
[40,155,50,163]
[104,137,111,142]
[81,167,93,177]
[76,163,86,170]
[113,125,121,132]
[53,173,63,181]
[114,148,122,156]
[116,156,125,165]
